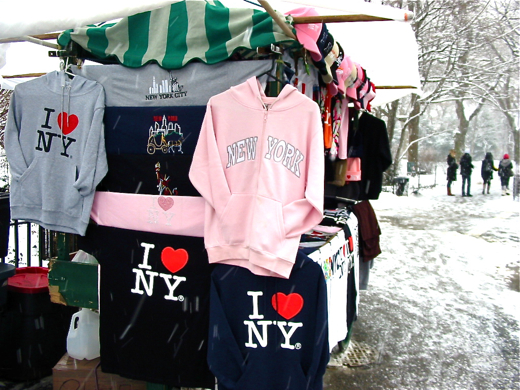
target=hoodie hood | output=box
[44,71,101,131]
[230,77,301,111]
[44,70,100,95]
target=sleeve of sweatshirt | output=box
[282,111,324,238]
[189,101,231,214]
[4,91,29,182]
[72,90,108,196]
[207,271,246,389]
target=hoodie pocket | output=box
[18,157,82,215]
[219,194,255,245]
[250,196,286,253]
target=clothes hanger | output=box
[60,56,76,79]
[256,56,285,85]
[324,195,360,206]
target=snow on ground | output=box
[325,172,520,390]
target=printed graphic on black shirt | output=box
[147,115,185,155]
[155,162,178,195]
[132,242,188,301]
[244,291,304,350]
[104,106,204,156]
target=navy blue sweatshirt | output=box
[208,251,329,390]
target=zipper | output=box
[251,100,270,235]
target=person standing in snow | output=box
[446,149,458,196]
[459,149,474,197]
[481,152,498,195]
[498,153,514,195]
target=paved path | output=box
[324,184,520,390]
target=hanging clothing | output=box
[90,192,205,237]
[98,105,206,196]
[351,200,382,262]
[207,251,329,390]
[72,61,275,107]
[100,153,202,196]
[78,225,215,389]
[4,71,107,235]
[307,223,357,351]
[358,112,392,200]
[189,76,324,279]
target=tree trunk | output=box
[393,124,409,177]
[503,110,519,165]
[407,94,420,164]
[386,100,399,143]
[454,99,470,157]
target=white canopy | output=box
[0,0,420,105]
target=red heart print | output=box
[271,292,304,320]
[161,247,188,273]
[158,196,174,211]
[346,175,351,179]
[57,112,79,135]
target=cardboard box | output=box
[53,353,147,390]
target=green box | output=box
[48,259,98,309]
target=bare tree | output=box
[0,88,13,149]
[380,0,519,176]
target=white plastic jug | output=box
[66,308,100,360]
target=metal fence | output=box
[1,220,77,268]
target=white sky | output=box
[0,42,61,76]
[0,0,420,104]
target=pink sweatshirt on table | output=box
[189,77,324,278]
[90,192,205,237]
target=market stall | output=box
[1,1,415,388]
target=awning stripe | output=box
[86,23,113,58]
[226,7,256,53]
[205,2,232,64]
[142,7,171,66]
[125,12,151,67]
[58,0,295,70]
[183,0,211,66]
[163,1,189,69]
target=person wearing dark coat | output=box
[459,149,474,197]
[446,149,458,196]
[498,153,514,195]
[481,152,498,195]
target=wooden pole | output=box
[258,0,297,40]
[292,14,394,23]
[2,73,48,79]
[0,33,60,44]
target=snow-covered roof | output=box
[0,0,420,105]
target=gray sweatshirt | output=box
[4,70,108,235]
[71,60,275,107]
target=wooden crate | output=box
[53,353,147,390]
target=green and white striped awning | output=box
[58,0,297,69]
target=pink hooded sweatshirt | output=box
[189,77,324,279]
